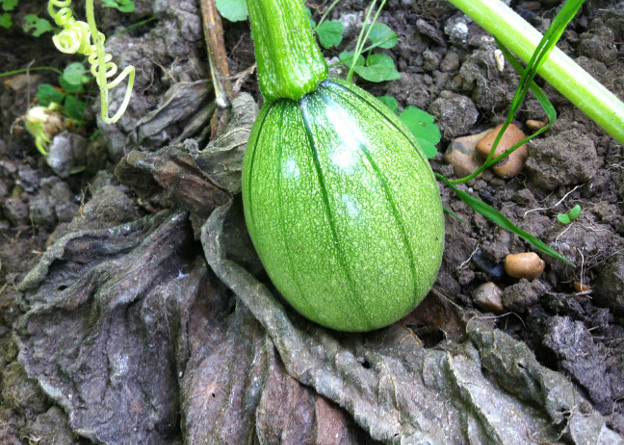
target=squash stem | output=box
[247,0,328,101]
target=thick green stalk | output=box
[247,0,328,101]
[447,0,624,145]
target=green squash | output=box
[242,77,445,332]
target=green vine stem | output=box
[48,0,135,124]
[346,0,387,83]
[0,66,63,77]
[446,0,624,145]
[316,0,341,28]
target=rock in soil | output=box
[45,132,88,178]
[502,278,548,313]
[525,127,598,190]
[444,129,489,178]
[504,252,546,280]
[2,198,28,227]
[29,177,78,229]
[476,123,528,178]
[428,91,478,140]
[472,282,504,312]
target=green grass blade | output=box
[0,66,63,77]
[436,174,574,266]
[443,206,468,225]
[316,0,341,28]
[507,0,584,119]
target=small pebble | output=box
[443,16,469,45]
[526,119,547,131]
[444,129,490,178]
[476,123,528,178]
[505,252,545,280]
[502,278,546,312]
[518,1,541,10]
[3,197,29,226]
[574,281,591,292]
[472,282,504,312]
[440,51,460,72]
[46,132,88,179]
[4,74,42,90]
[0,160,18,178]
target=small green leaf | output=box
[64,95,87,120]
[102,0,135,13]
[399,106,440,158]
[339,51,365,67]
[316,20,343,49]
[557,214,571,224]
[59,75,84,94]
[367,23,398,49]
[568,204,582,220]
[37,84,65,106]
[377,95,399,115]
[1,0,17,12]
[216,0,248,22]
[63,63,88,86]
[23,14,53,37]
[0,12,11,28]
[353,53,401,82]
[437,173,574,266]
[117,0,135,13]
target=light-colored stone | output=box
[472,282,504,312]
[526,119,547,131]
[476,123,528,178]
[574,281,591,292]
[46,132,88,178]
[505,252,545,280]
[4,74,41,90]
[444,129,490,178]
[444,149,481,179]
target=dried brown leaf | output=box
[202,201,624,445]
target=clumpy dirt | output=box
[1,0,624,443]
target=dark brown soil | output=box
[1,0,623,443]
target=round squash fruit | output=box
[242,77,445,332]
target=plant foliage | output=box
[23,14,53,36]
[102,0,135,13]
[216,0,248,22]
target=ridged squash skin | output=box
[242,77,445,332]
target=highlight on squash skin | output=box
[242,79,445,332]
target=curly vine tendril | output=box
[48,0,135,124]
